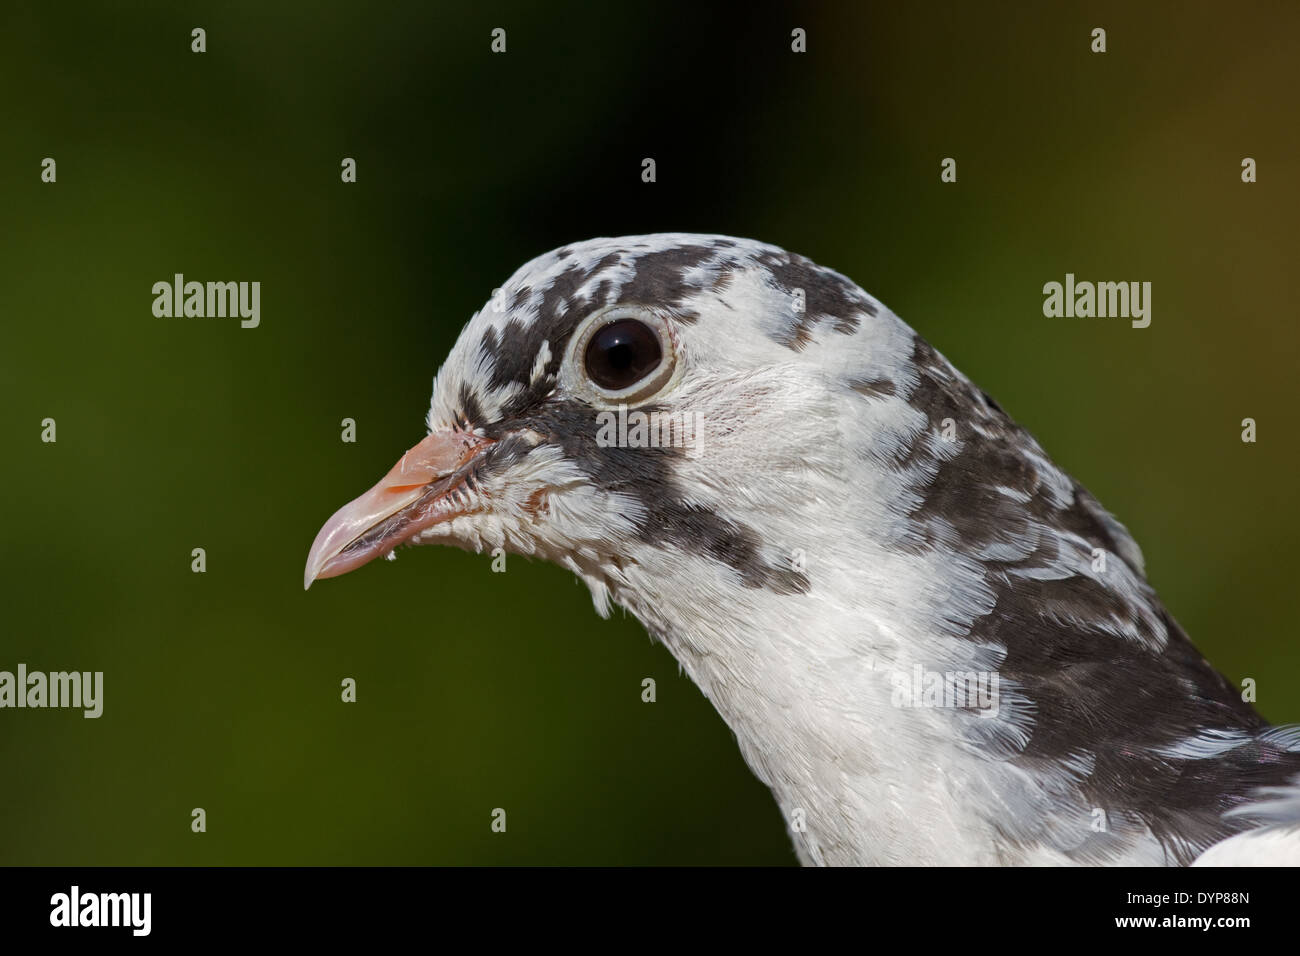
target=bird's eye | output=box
[583,319,664,391]
[564,306,678,405]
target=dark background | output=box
[2,1,1297,864]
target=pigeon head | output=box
[305,233,1300,866]
[305,234,892,611]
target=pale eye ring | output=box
[567,306,678,404]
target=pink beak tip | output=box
[302,429,492,593]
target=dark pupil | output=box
[584,319,662,391]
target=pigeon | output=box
[305,234,1300,866]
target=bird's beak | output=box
[304,429,493,589]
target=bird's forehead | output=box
[430,233,884,427]
[488,233,762,334]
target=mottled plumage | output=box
[306,234,1300,865]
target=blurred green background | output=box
[2,1,1297,865]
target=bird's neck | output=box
[612,528,1274,866]
[633,563,1036,864]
